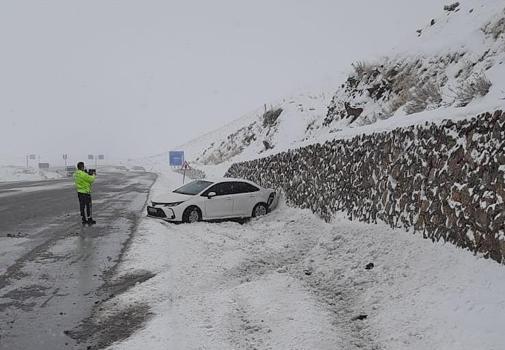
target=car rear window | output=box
[234,182,259,194]
[173,180,213,195]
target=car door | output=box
[232,182,260,216]
[202,182,235,218]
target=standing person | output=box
[74,162,96,226]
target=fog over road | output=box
[0,171,156,350]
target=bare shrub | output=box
[262,108,283,128]
[386,92,410,115]
[351,61,376,80]
[444,2,460,12]
[351,61,367,77]
[405,81,442,115]
[386,61,419,114]
[455,74,492,107]
[455,59,476,81]
[482,15,505,40]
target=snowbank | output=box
[0,165,63,182]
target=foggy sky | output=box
[0,0,446,165]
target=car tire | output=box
[183,206,202,223]
[252,203,268,218]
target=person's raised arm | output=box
[84,171,96,184]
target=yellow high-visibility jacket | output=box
[74,170,95,194]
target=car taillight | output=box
[268,192,275,205]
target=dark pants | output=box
[78,192,92,221]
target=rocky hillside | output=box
[323,1,505,128]
[178,0,505,166]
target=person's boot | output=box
[87,217,96,226]
[82,218,88,226]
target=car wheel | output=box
[252,203,268,217]
[183,206,202,223]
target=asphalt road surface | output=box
[0,170,156,350]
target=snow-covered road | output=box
[105,172,505,350]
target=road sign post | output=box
[182,161,190,184]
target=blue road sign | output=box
[169,151,184,166]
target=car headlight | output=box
[152,201,184,207]
[164,201,184,207]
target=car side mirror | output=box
[207,192,217,199]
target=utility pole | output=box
[26,154,36,168]
[97,155,104,168]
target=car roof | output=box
[197,177,258,185]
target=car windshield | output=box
[173,180,213,195]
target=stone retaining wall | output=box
[226,110,505,263]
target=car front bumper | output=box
[147,205,177,220]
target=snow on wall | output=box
[226,110,505,263]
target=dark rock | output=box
[444,2,460,12]
[365,263,374,270]
[344,102,364,124]
[353,314,368,321]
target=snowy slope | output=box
[177,90,332,164]
[171,0,505,169]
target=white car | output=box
[147,178,278,223]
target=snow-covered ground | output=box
[0,165,63,182]
[103,169,505,350]
[112,2,505,348]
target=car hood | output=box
[152,192,194,204]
